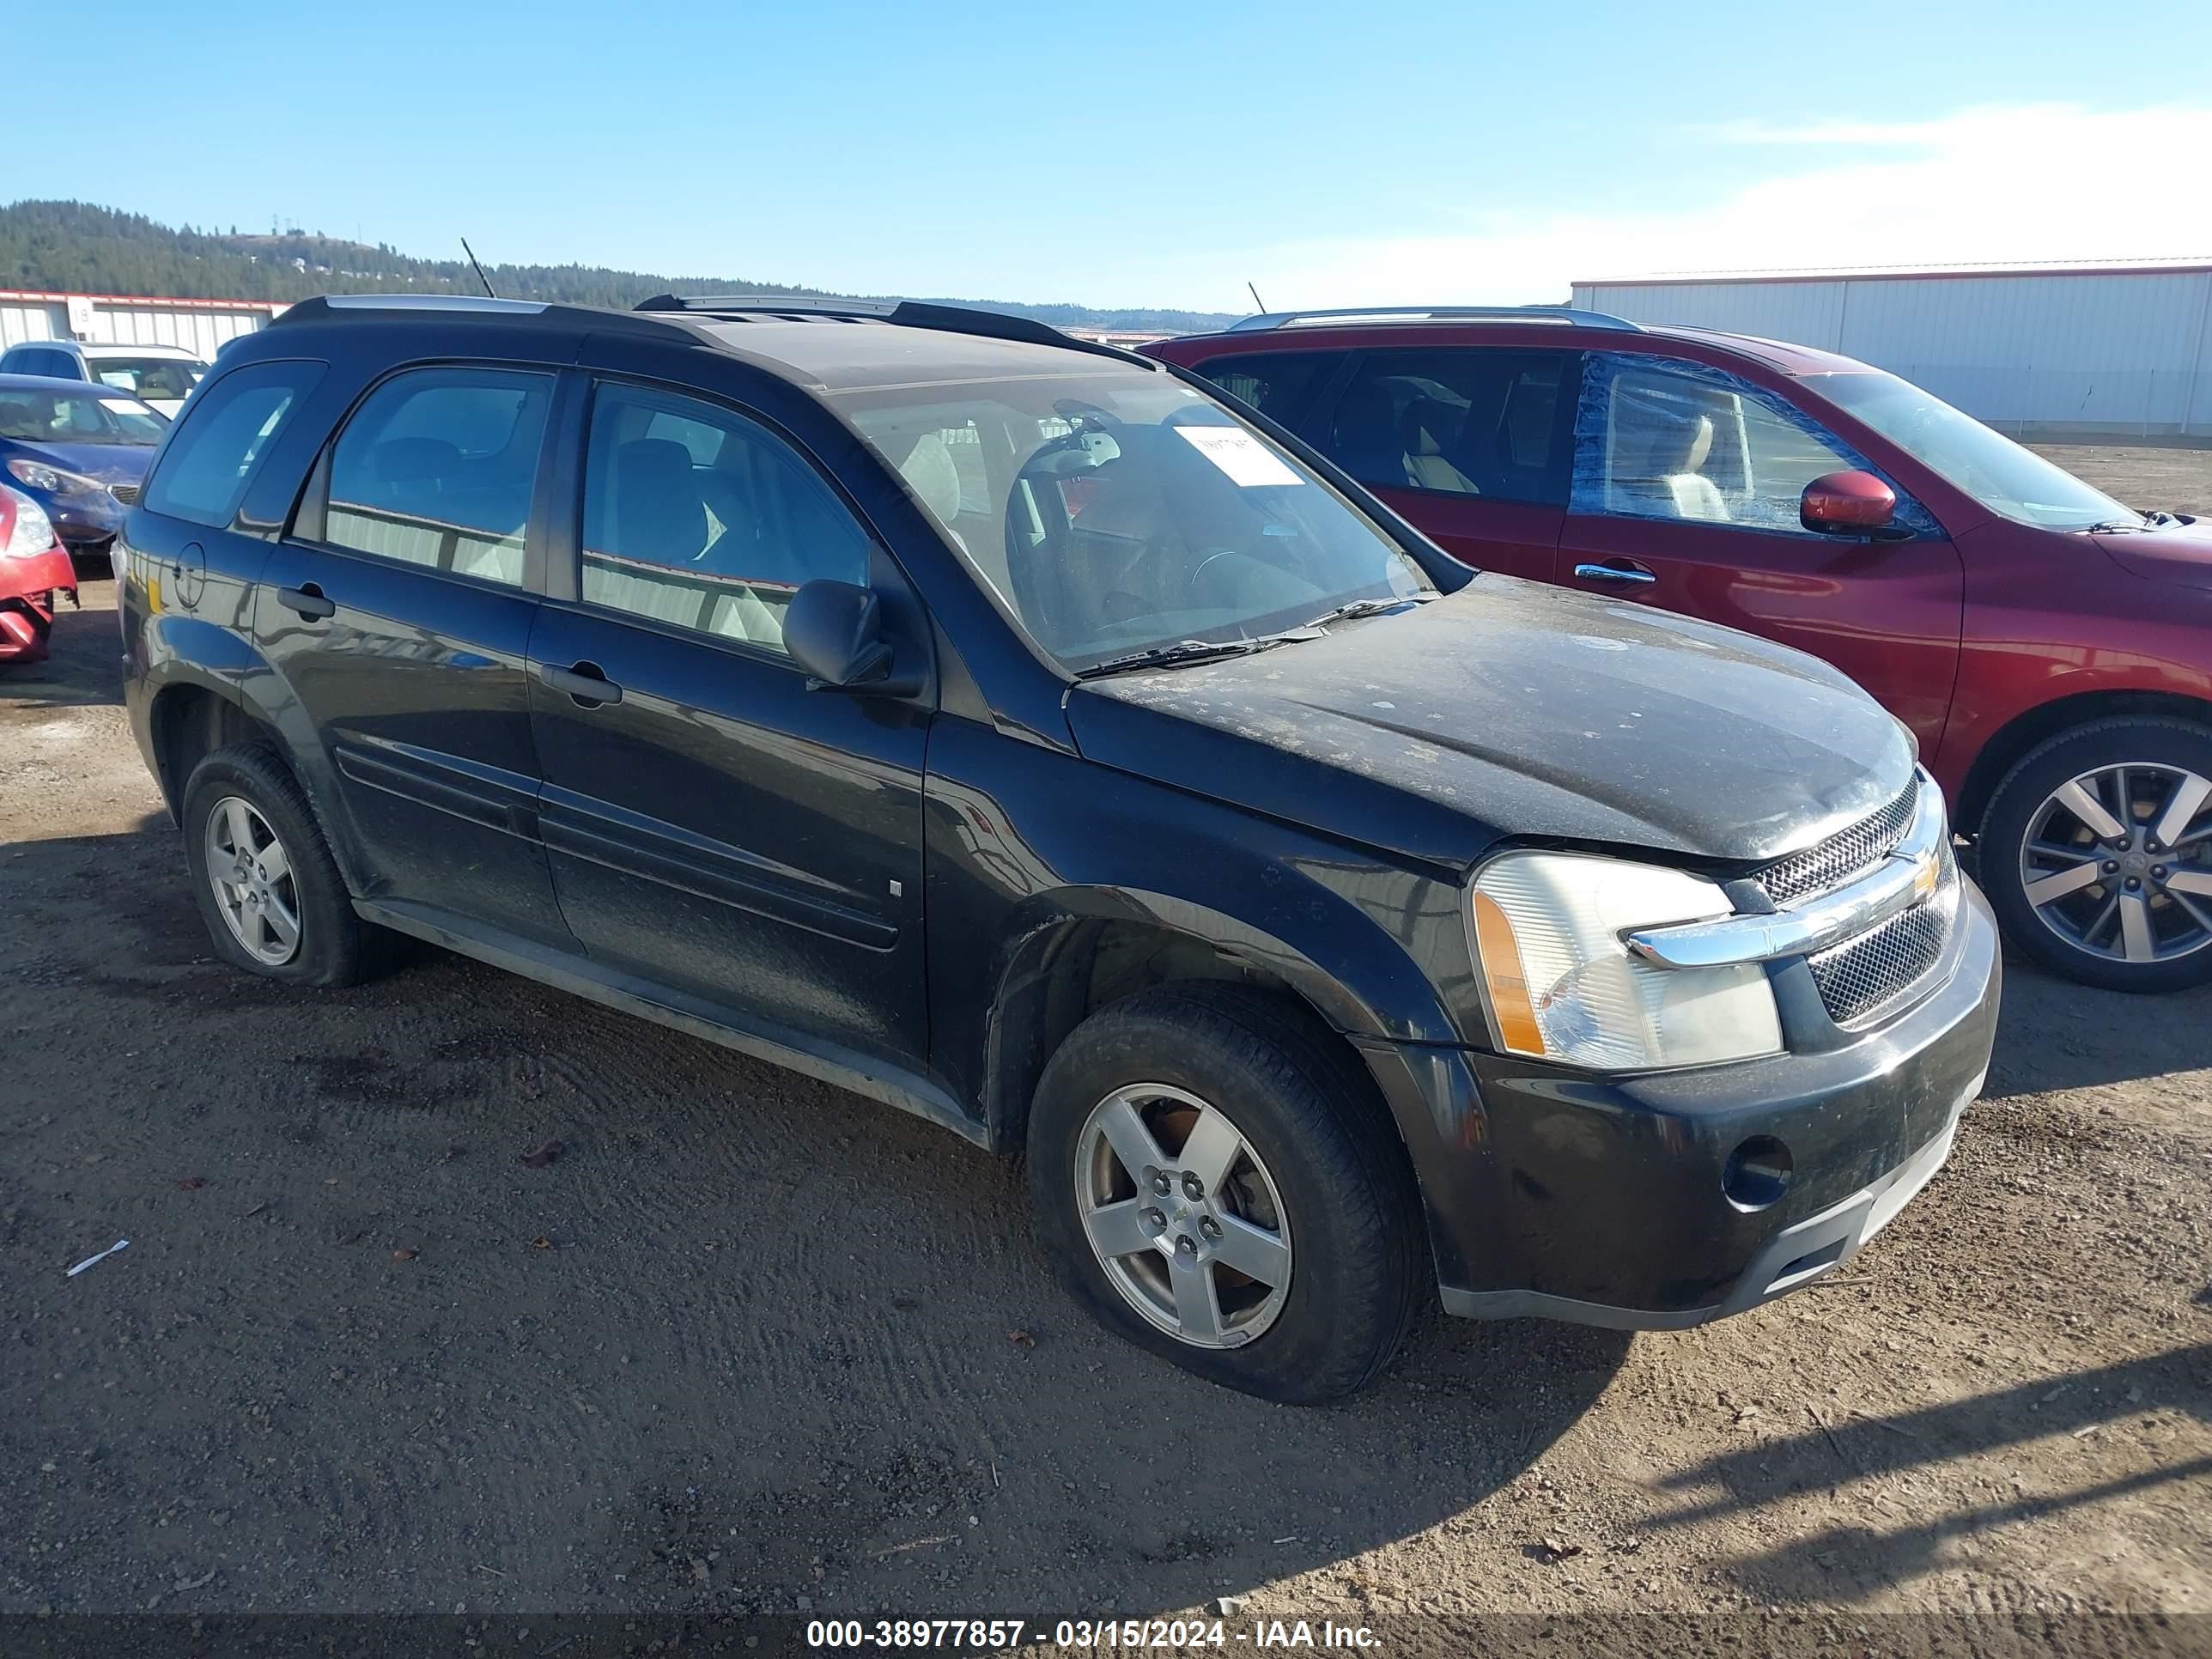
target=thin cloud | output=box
[1207,103,2212,309]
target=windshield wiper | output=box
[1302,592,1439,629]
[1073,633,1310,680]
[2086,519,2148,534]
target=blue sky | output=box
[40,0,2212,311]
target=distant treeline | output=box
[0,200,1237,332]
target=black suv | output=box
[118,294,2000,1402]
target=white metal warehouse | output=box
[0,289,283,361]
[1571,262,2212,441]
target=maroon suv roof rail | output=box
[1224,304,1642,333]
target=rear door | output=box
[526,374,933,1073]
[1305,346,1579,581]
[1556,353,1965,752]
[254,361,570,944]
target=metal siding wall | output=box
[1574,272,2212,436]
[83,304,270,357]
[0,295,275,360]
[1572,281,1848,349]
[0,300,69,349]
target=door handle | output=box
[538,659,623,708]
[1572,561,1656,586]
[277,582,337,621]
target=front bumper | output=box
[1357,876,2001,1328]
[0,543,78,659]
[47,494,124,558]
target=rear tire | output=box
[181,743,386,988]
[1026,985,1423,1403]
[1978,717,2212,992]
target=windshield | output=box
[835,366,1433,672]
[0,386,167,445]
[1807,369,2139,532]
[89,356,208,402]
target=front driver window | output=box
[1577,354,1929,538]
[579,383,873,654]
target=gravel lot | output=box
[2,446,2208,1642]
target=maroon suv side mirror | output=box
[1801,470,1898,536]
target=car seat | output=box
[1399,397,1479,495]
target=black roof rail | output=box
[634,294,1158,368]
[268,294,562,325]
[1225,304,1643,333]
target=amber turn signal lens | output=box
[1470,890,1546,1056]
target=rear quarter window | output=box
[143,360,325,529]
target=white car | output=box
[0,340,209,417]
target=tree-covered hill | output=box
[0,200,1236,333]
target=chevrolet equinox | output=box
[117,294,2002,1401]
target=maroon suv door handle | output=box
[1572,560,1656,586]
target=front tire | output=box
[1978,717,2212,992]
[1026,986,1422,1403]
[181,743,383,988]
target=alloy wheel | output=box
[204,794,303,966]
[2017,763,2212,964]
[1073,1084,1292,1350]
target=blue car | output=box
[0,373,167,564]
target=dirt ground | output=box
[2,446,2209,1643]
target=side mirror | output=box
[1801,470,1897,537]
[783,579,916,695]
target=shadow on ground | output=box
[0,583,121,708]
[1649,1344,2212,1604]
[2,825,1631,1617]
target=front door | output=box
[1557,353,1965,753]
[1310,346,1580,581]
[255,362,569,945]
[526,376,933,1073]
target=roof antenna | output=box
[461,238,498,299]
[1247,281,1268,313]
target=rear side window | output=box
[319,367,554,587]
[143,360,325,529]
[8,345,76,379]
[1188,351,1336,427]
[1324,349,1577,506]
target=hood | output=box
[2093,517,2212,590]
[1066,575,1917,871]
[7,440,154,489]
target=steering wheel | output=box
[1186,548,1245,608]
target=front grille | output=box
[1808,900,1948,1025]
[1756,778,1921,906]
[109,483,142,506]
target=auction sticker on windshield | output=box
[1173,423,1302,488]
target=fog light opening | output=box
[1723,1135,1793,1212]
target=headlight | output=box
[7,457,99,495]
[3,486,57,559]
[1469,851,1783,1071]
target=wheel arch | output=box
[148,676,284,823]
[1956,689,2212,836]
[980,896,1395,1158]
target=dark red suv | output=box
[1146,308,2212,993]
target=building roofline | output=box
[0,289,291,312]
[1573,259,2212,289]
